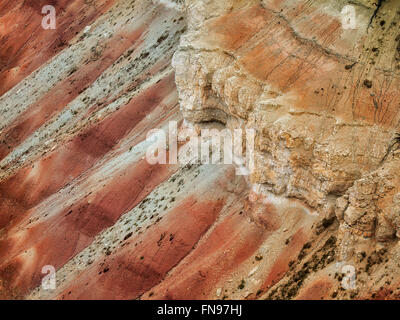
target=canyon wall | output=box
[172,0,400,298]
[0,0,400,300]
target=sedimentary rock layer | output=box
[1,0,400,300]
[172,0,400,299]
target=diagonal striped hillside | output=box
[4,0,394,301]
[0,0,319,300]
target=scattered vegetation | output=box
[267,236,336,300]
[238,280,246,290]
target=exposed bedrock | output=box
[172,0,400,256]
[2,0,400,301]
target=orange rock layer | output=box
[1,0,400,300]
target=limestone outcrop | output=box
[1,0,400,300]
[172,0,400,259]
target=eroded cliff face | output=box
[172,0,400,298]
[1,0,400,301]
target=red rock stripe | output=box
[0,28,145,160]
[296,278,333,300]
[0,0,117,96]
[0,159,178,297]
[257,228,307,294]
[0,73,177,229]
[145,209,270,300]
[56,197,226,300]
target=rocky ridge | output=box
[173,0,400,270]
[1,0,400,300]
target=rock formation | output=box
[173,0,400,299]
[1,0,400,300]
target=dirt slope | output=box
[1,0,400,300]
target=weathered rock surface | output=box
[172,0,400,299]
[1,0,400,300]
